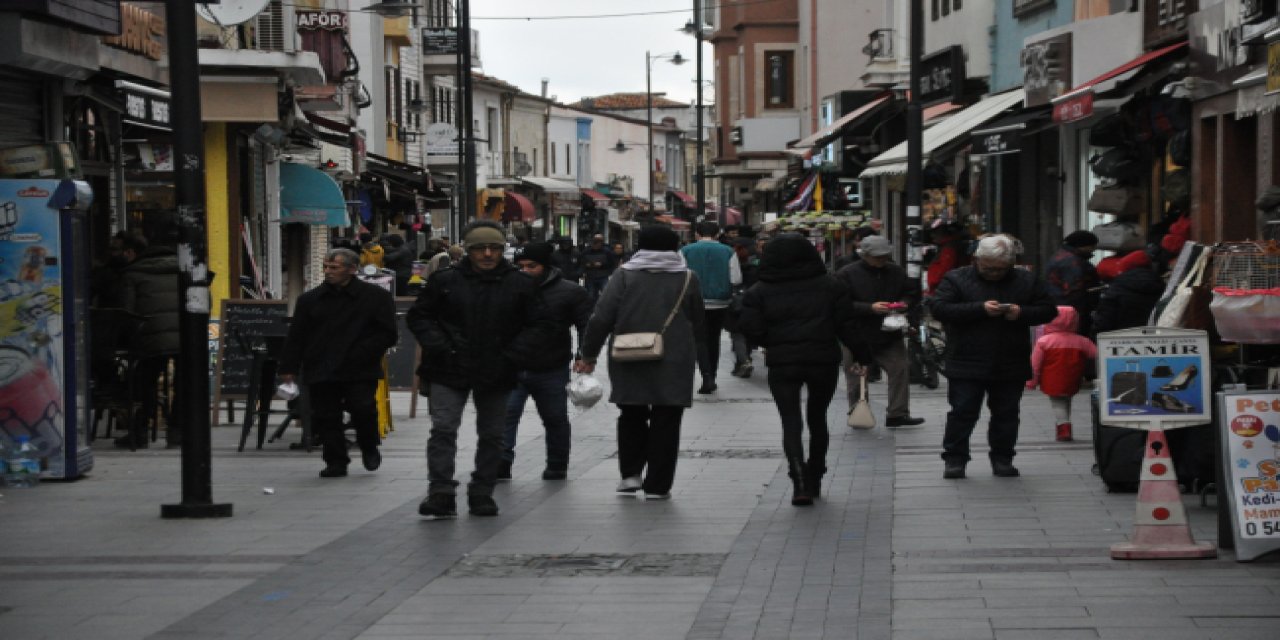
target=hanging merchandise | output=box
[1092,219,1145,252]
[1209,242,1280,344]
[1088,185,1142,216]
[784,173,817,212]
[1161,169,1191,210]
[1089,146,1143,184]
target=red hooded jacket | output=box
[1028,306,1098,397]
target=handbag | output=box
[1088,186,1142,216]
[1157,248,1211,328]
[1092,220,1144,251]
[847,374,876,430]
[610,271,692,362]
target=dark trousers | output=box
[696,308,728,382]
[585,276,610,303]
[308,380,380,469]
[502,366,572,467]
[427,383,509,497]
[941,377,1025,465]
[767,364,838,471]
[616,404,685,494]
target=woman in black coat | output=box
[738,235,869,506]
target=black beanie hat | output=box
[1064,230,1099,248]
[515,241,555,267]
[638,225,680,251]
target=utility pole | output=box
[646,50,654,213]
[161,0,232,519]
[459,0,476,224]
[693,0,706,225]
[905,0,924,260]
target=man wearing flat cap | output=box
[499,241,593,482]
[407,220,553,519]
[1045,230,1100,336]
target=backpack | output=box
[1088,112,1130,147]
[1090,146,1143,184]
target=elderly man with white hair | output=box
[927,234,1058,480]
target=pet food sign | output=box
[1218,389,1280,561]
[1097,327,1210,428]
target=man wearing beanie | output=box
[1045,230,1100,336]
[407,220,553,518]
[500,241,593,481]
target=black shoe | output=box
[943,462,966,479]
[361,448,381,471]
[418,493,457,519]
[804,465,825,498]
[319,465,348,478]
[542,465,567,480]
[886,416,925,427]
[991,461,1021,477]
[697,380,717,394]
[496,460,513,481]
[468,495,500,516]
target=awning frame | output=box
[860,89,1025,178]
[791,94,892,150]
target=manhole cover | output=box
[445,553,725,578]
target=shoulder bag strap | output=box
[658,271,693,335]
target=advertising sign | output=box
[1218,389,1280,561]
[1096,327,1211,428]
[918,46,966,105]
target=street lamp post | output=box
[683,6,707,225]
[647,51,685,213]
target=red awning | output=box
[1052,41,1188,104]
[654,214,690,229]
[503,191,536,223]
[581,189,609,203]
[668,190,696,207]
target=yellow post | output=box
[203,123,232,314]
[377,357,393,436]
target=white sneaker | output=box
[616,476,643,493]
[641,492,671,501]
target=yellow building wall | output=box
[204,122,232,316]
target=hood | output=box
[758,235,828,283]
[1043,305,1079,335]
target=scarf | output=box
[620,250,687,273]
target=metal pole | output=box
[646,51,654,213]
[161,0,232,519]
[905,0,924,260]
[694,1,706,225]
[460,0,476,222]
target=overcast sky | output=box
[472,1,712,105]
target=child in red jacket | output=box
[1027,306,1098,441]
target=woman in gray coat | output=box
[576,226,706,500]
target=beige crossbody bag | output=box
[610,271,692,362]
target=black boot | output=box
[788,457,813,506]
[804,463,825,499]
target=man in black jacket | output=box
[928,234,1058,480]
[579,234,617,302]
[279,248,398,478]
[499,242,593,481]
[836,235,923,427]
[408,220,551,518]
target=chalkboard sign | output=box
[214,300,290,400]
[388,297,420,391]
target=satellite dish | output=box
[197,0,271,27]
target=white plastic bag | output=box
[566,373,604,409]
[881,313,908,332]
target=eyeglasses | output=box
[468,244,504,254]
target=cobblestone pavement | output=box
[1,343,1279,639]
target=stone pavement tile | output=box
[1097,630,1275,640]
[994,630,1100,640]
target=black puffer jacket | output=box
[1092,266,1165,333]
[522,268,594,372]
[121,247,180,357]
[927,265,1058,381]
[835,259,921,347]
[406,258,551,390]
[738,236,870,367]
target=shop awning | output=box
[859,89,1025,178]
[582,188,610,203]
[503,191,536,223]
[520,176,580,194]
[279,162,349,226]
[653,214,690,230]
[1052,41,1187,106]
[668,190,696,207]
[791,94,892,150]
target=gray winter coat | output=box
[580,268,706,407]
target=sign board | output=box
[1218,389,1280,561]
[296,10,348,31]
[1021,33,1072,108]
[214,300,289,400]
[971,128,1022,156]
[0,143,82,180]
[387,297,419,391]
[422,27,459,55]
[424,122,459,156]
[1096,327,1211,428]
[918,46,966,105]
[1053,91,1094,123]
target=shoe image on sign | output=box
[1150,392,1196,414]
[1160,364,1197,392]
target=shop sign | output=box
[1013,0,1055,18]
[1144,0,1197,49]
[972,129,1021,156]
[422,27,459,55]
[296,10,348,31]
[918,46,965,105]
[1021,33,1073,108]
[121,89,171,129]
[1218,389,1280,561]
[102,3,165,61]
[1053,91,1093,123]
[0,143,80,179]
[424,122,459,156]
[1096,328,1211,427]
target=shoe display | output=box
[1055,423,1074,442]
[697,380,718,394]
[885,416,925,427]
[943,462,966,479]
[616,476,643,493]
[319,465,347,478]
[542,465,567,480]
[468,495,500,516]
[991,461,1021,477]
[1160,364,1198,392]
[418,493,457,519]
[1151,392,1196,413]
[361,448,381,471]
[496,460,513,481]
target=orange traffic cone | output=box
[1111,429,1216,560]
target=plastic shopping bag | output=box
[566,373,604,409]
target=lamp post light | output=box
[647,50,685,213]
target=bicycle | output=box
[907,318,946,390]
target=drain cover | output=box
[446,553,726,578]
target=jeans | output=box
[616,404,685,494]
[426,383,510,496]
[854,338,911,419]
[502,367,572,468]
[941,377,1026,465]
[767,365,838,472]
[309,380,380,469]
[585,276,610,303]
[696,308,727,381]
[730,332,752,367]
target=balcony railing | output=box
[862,29,895,61]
